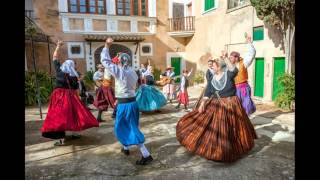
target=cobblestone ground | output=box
[25,85,294,180]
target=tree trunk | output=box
[289,25,295,73]
[283,23,295,74]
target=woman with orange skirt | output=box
[176,58,257,162]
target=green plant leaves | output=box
[25,71,53,106]
[275,73,295,110]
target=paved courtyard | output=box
[25,85,295,180]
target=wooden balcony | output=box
[167,16,195,37]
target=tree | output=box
[250,0,295,73]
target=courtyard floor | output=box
[25,85,295,180]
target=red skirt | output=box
[93,86,116,111]
[41,88,99,137]
[177,90,189,105]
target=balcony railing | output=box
[168,16,195,32]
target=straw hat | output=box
[166,66,174,70]
[96,64,104,69]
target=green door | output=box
[272,57,286,100]
[171,57,181,83]
[254,58,265,97]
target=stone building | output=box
[25,0,294,102]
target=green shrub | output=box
[25,71,53,106]
[83,70,95,90]
[153,67,161,81]
[275,73,295,110]
[193,70,205,85]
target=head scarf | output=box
[60,60,79,77]
[119,53,131,68]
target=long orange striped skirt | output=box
[176,96,257,162]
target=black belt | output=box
[117,97,136,104]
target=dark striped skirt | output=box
[176,96,257,162]
[93,86,116,111]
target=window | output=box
[71,46,81,54]
[68,0,106,14]
[117,0,130,15]
[68,42,84,58]
[228,0,248,9]
[116,0,148,16]
[140,43,153,56]
[253,26,264,41]
[204,0,215,11]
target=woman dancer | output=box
[227,35,256,115]
[136,64,167,112]
[176,58,257,162]
[176,68,193,111]
[41,40,99,146]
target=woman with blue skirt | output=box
[100,38,153,165]
[136,65,167,112]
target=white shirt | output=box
[180,69,192,92]
[241,43,256,68]
[100,47,138,98]
[93,71,103,81]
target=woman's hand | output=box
[198,101,206,113]
[57,40,64,47]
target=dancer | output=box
[176,68,193,111]
[41,40,99,146]
[102,66,117,118]
[194,59,214,109]
[93,64,106,122]
[176,58,257,162]
[136,64,167,112]
[227,35,256,115]
[161,66,176,103]
[101,37,153,165]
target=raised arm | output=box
[100,38,122,79]
[187,68,193,77]
[243,36,256,68]
[53,40,63,60]
[52,40,64,73]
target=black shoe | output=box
[175,105,180,109]
[136,155,153,165]
[121,148,130,156]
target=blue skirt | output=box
[136,85,167,111]
[114,101,145,146]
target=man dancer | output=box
[101,37,153,165]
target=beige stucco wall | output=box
[29,0,186,74]
[93,20,107,31]
[184,0,286,101]
[31,0,88,73]
[139,0,188,72]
